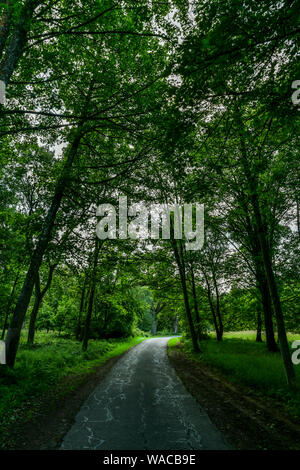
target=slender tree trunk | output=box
[239,136,296,389]
[254,211,296,389]
[1,270,20,340]
[172,240,199,351]
[259,276,278,351]
[256,307,263,342]
[239,191,278,351]
[79,323,85,342]
[76,277,87,340]
[212,272,223,341]
[82,239,101,351]
[27,289,41,344]
[79,287,90,342]
[151,302,165,335]
[206,279,221,340]
[27,264,55,344]
[253,247,278,351]
[203,271,222,341]
[102,304,109,338]
[5,131,82,368]
[190,264,202,340]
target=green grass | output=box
[169,331,300,418]
[0,331,146,439]
[168,337,181,348]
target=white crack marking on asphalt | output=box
[61,337,229,450]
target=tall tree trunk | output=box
[0,0,41,85]
[212,271,223,341]
[256,307,263,342]
[190,264,202,340]
[172,239,199,351]
[5,131,82,368]
[102,304,109,338]
[151,302,165,335]
[79,286,91,342]
[205,276,221,341]
[253,244,278,351]
[27,285,41,344]
[259,276,278,352]
[237,189,278,351]
[239,135,296,389]
[27,264,56,344]
[207,284,221,341]
[1,269,20,340]
[254,206,296,389]
[76,277,87,340]
[0,0,11,60]
[82,239,101,351]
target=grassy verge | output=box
[168,331,300,418]
[0,331,146,440]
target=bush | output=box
[132,327,150,337]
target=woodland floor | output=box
[168,342,300,450]
[1,352,125,450]
[2,338,300,450]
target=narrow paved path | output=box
[61,337,229,450]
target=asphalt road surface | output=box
[61,337,229,450]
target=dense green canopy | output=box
[0,0,299,390]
